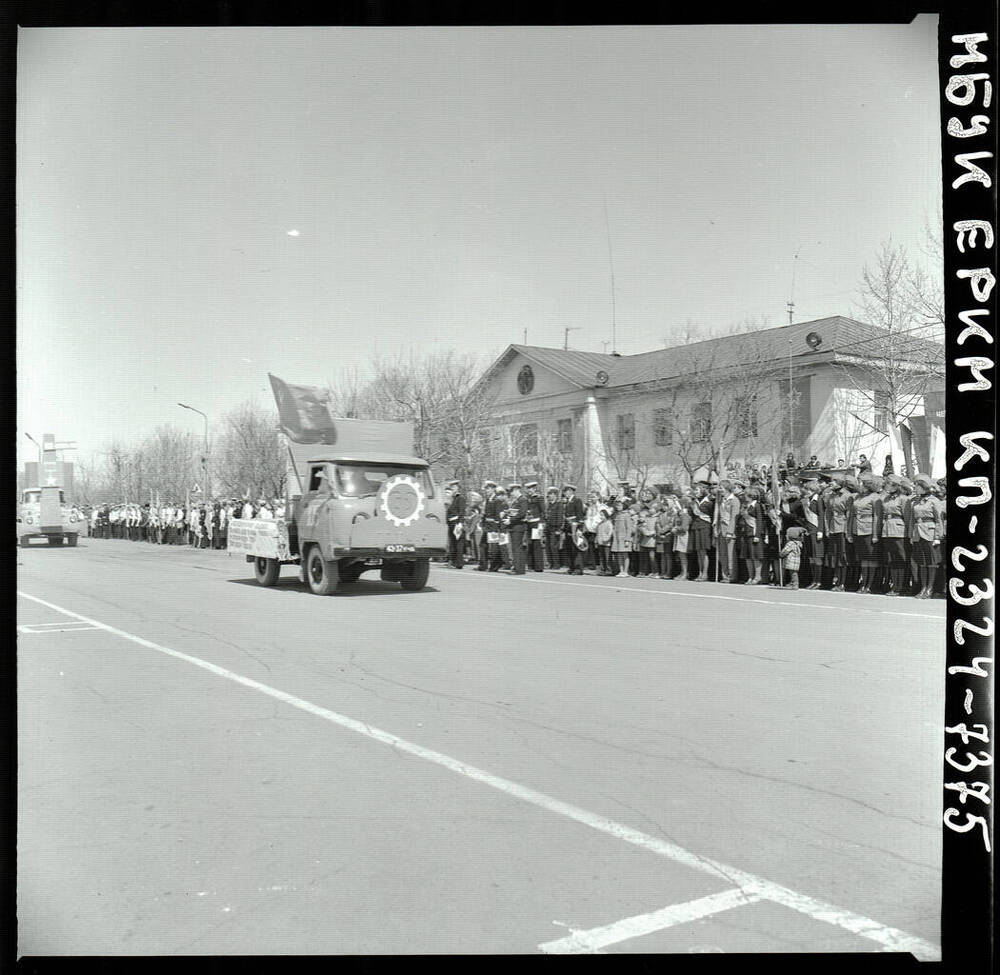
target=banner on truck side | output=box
[226,518,292,561]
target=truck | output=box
[17,485,82,547]
[227,416,449,595]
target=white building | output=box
[472,316,945,492]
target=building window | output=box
[515,423,538,458]
[691,401,712,443]
[653,408,673,446]
[557,418,573,453]
[874,389,890,434]
[734,395,758,439]
[616,413,635,451]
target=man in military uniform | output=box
[445,479,466,568]
[523,482,546,572]
[477,481,501,571]
[880,474,909,595]
[561,484,585,575]
[503,483,528,575]
[800,474,826,588]
[544,487,564,571]
[910,474,944,598]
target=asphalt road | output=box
[16,538,945,957]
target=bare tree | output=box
[842,239,946,473]
[215,399,287,499]
[142,424,198,502]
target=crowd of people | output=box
[442,468,947,599]
[84,498,284,547]
[73,461,946,600]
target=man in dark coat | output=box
[445,479,466,568]
[503,483,528,575]
[524,482,546,572]
[544,487,564,570]
[561,484,586,575]
[477,481,501,571]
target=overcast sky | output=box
[17,20,942,467]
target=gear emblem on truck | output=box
[379,475,426,528]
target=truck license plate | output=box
[384,544,415,553]
[364,557,382,566]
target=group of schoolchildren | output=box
[87,498,284,547]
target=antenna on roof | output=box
[786,244,801,324]
[604,198,618,354]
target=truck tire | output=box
[305,546,339,595]
[254,557,280,587]
[399,558,430,591]
[20,536,30,548]
[66,534,78,548]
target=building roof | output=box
[493,316,942,392]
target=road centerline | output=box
[16,588,941,960]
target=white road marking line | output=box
[539,887,764,953]
[17,589,941,961]
[18,621,102,634]
[438,568,943,620]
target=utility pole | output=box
[178,403,210,499]
[564,326,580,350]
[523,328,528,344]
[786,300,795,325]
[604,199,618,354]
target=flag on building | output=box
[268,374,338,444]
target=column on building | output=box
[582,394,614,496]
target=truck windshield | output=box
[335,464,434,499]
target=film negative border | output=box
[939,12,997,972]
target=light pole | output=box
[178,403,210,499]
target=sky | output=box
[17,20,943,469]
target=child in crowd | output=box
[673,496,692,578]
[595,504,614,575]
[611,498,632,578]
[779,526,804,589]
[637,502,657,576]
[656,495,679,579]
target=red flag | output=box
[268,374,338,445]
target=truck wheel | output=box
[66,535,78,548]
[399,558,430,591]
[254,557,280,587]
[20,536,30,548]
[305,546,339,595]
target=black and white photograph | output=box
[12,11,994,962]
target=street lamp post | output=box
[178,403,210,499]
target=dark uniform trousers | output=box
[525,496,546,571]
[508,525,527,574]
[562,497,585,573]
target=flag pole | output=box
[714,475,721,583]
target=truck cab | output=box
[17,486,81,547]
[227,448,449,594]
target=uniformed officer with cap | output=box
[544,486,564,570]
[523,482,545,572]
[880,474,908,595]
[849,472,883,593]
[823,471,854,591]
[561,484,585,575]
[910,474,944,598]
[478,481,501,571]
[503,483,528,575]
[445,478,466,568]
